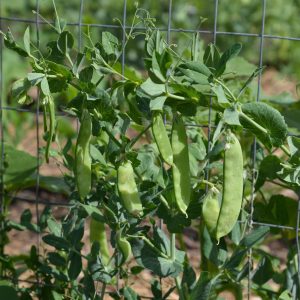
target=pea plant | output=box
[0,7,300,300]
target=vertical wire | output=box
[247,1,267,299]
[35,0,41,260]
[0,0,4,215]
[0,0,5,270]
[78,0,84,52]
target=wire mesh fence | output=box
[0,0,300,299]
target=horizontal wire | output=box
[1,16,300,42]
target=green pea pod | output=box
[116,230,131,266]
[202,188,220,235]
[90,218,110,265]
[216,133,243,241]
[152,112,173,166]
[45,96,56,163]
[171,115,191,214]
[75,109,92,200]
[117,161,143,216]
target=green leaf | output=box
[203,43,220,70]
[3,144,39,185]
[27,73,45,86]
[57,31,74,54]
[255,155,282,190]
[215,43,242,77]
[122,286,140,300]
[68,251,82,280]
[139,78,165,97]
[150,96,167,111]
[190,272,214,300]
[42,234,70,250]
[23,26,31,55]
[131,228,185,278]
[223,107,241,126]
[211,85,230,107]
[2,28,28,57]
[279,290,292,300]
[240,102,288,149]
[177,66,209,85]
[151,51,166,82]
[239,226,270,249]
[101,31,119,59]
[79,66,94,82]
[251,256,274,285]
[41,77,51,96]
[0,285,19,300]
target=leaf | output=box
[57,31,74,54]
[223,107,241,125]
[190,272,214,300]
[239,226,270,249]
[139,78,165,97]
[0,285,19,300]
[42,234,70,250]
[251,256,274,285]
[131,228,185,278]
[180,61,212,77]
[122,286,140,300]
[203,43,220,70]
[101,31,119,59]
[279,290,292,300]
[68,251,82,280]
[211,85,230,107]
[215,43,242,77]
[41,77,51,96]
[151,51,166,82]
[240,102,288,149]
[2,28,28,57]
[79,66,94,82]
[27,73,45,86]
[255,155,282,190]
[177,66,209,85]
[23,26,31,55]
[150,96,167,111]
[2,144,39,185]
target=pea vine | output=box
[0,6,299,300]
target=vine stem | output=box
[99,282,106,300]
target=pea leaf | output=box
[1,28,28,57]
[215,43,242,77]
[101,31,119,60]
[57,31,74,54]
[240,102,288,149]
[0,285,19,300]
[23,26,31,55]
[211,85,230,107]
[251,256,274,285]
[223,107,241,126]
[131,228,185,278]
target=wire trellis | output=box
[0,0,299,298]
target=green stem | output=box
[170,233,176,261]
[166,92,198,103]
[103,127,122,148]
[126,122,152,150]
[127,235,169,259]
[280,144,291,156]
[239,111,268,134]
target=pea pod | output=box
[171,115,191,214]
[202,188,220,235]
[117,161,143,216]
[116,231,131,266]
[90,218,110,265]
[152,112,173,166]
[216,133,243,241]
[75,109,92,200]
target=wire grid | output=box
[0,0,299,298]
